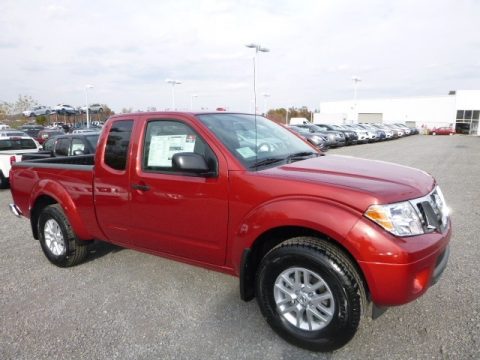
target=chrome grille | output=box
[411,187,449,233]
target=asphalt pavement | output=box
[1,134,479,359]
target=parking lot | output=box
[0,134,479,360]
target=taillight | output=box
[10,156,16,165]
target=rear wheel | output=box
[255,237,364,352]
[38,204,88,267]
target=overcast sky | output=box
[1,0,479,113]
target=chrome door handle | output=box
[131,183,150,191]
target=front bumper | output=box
[348,217,451,306]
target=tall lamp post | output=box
[352,76,362,122]
[262,93,270,115]
[245,43,269,113]
[85,84,94,128]
[166,79,182,110]
[190,94,198,110]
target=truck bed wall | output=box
[10,155,103,241]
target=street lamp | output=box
[262,93,270,115]
[245,43,269,113]
[84,84,94,128]
[352,76,362,122]
[165,79,182,110]
[190,94,198,110]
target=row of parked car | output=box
[287,122,418,151]
[0,124,103,188]
[22,104,105,117]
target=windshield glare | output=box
[197,113,316,169]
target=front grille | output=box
[411,187,448,233]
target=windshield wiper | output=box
[249,157,285,169]
[286,151,319,163]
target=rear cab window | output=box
[0,138,37,151]
[104,120,133,171]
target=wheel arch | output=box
[239,225,369,305]
[30,195,58,239]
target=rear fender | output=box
[30,179,93,240]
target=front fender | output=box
[30,179,93,240]
[230,196,363,274]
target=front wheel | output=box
[255,237,363,352]
[38,204,88,267]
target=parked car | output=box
[0,130,29,138]
[20,125,45,139]
[288,125,328,151]
[22,106,51,117]
[294,124,346,147]
[71,128,101,134]
[80,103,104,113]
[384,124,404,137]
[393,123,412,136]
[340,125,369,143]
[314,123,358,145]
[22,133,100,161]
[429,127,455,135]
[36,129,65,145]
[0,136,42,188]
[370,124,394,139]
[9,112,451,352]
[52,104,77,115]
[359,124,387,141]
[346,124,377,142]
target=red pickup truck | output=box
[9,112,451,352]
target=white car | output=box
[22,106,51,117]
[52,104,77,115]
[0,130,29,138]
[80,103,104,113]
[0,136,42,188]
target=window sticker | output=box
[236,146,256,159]
[148,134,196,167]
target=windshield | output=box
[197,113,317,169]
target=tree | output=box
[12,95,38,115]
[0,102,10,121]
[266,106,314,124]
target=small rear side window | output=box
[104,120,133,171]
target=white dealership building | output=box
[314,90,480,135]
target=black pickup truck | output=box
[21,133,100,161]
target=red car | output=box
[9,112,451,352]
[429,127,455,135]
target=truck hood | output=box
[263,155,435,209]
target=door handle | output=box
[131,183,150,191]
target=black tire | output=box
[255,237,364,352]
[37,204,88,267]
[0,171,8,189]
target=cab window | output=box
[142,120,217,175]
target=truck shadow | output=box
[84,240,124,263]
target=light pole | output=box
[166,79,182,110]
[262,93,270,115]
[352,76,362,122]
[190,94,198,110]
[245,43,269,113]
[84,84,94,128]
[285,107,289,124]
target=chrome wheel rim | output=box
[274,267,335,331]
[44,219,66,256]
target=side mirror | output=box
[171,153,212,176]
[73,149,85,156]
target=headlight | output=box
[311,135,322,143]
[364,201,424,236]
